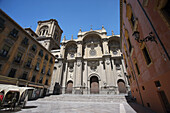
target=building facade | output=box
[120,0,170,113]
[0,9,55,97]
[50,27,130,94]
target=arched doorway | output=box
[117,79,126,94]
[90,76,99,94]
[66,81,73,94]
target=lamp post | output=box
[132,31,157,44]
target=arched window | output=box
[39,25,49,36]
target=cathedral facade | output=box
[49,26,130,94]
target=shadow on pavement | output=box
[23,105,37,109]
[125,93,156,113]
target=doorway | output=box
[66,81,73,94]
[158,91,170,113]
[117,79,126,94]
[90,76,99,94]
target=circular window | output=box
[70,53,74,58]
[90,49,96,56]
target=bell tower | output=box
[35,19,63,51]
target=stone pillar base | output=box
[61,87,66,94]
[74,87,83,94]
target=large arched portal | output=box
[90,76,99,94]
[117,79,126,94]
[66,81,73,94]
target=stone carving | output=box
[58,64,61,68]
[77,62,81,67]
[90,49,96,56]
[106,59,110,65]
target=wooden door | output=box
[66,81,73,94]
[158,91,170,113]
[90,76,99,94]
[118,80,126,93]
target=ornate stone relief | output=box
[106,59,110,65]
[90,49,96,56]
[77,62,81,67]
[88,60,99,71]
[111,48,118,55]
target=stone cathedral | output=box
[35,19,130,94]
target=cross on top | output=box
[90,25,93,30]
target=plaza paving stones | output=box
[2,94,154,113]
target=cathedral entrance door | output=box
[90,76,99,94]
[66,81,73,94]
[117,79,126,93]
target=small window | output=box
[55,55,59,58]
[21,72,28,80]
[0,45,10,57]
[31,44,36,52]
[45,54,48,60]
[142,86,145,90]
[14,52,23,63]
[39,49,43,57]
[130,13,135,27]
[42,29,45,35]
[45,79,48,85]
[50,57,53,63]
[8,68,17,78]
[41,66,45,74]
[161,0,170,24]
[136,88,138,92]
[35,62,40,71]
[26,58,32,67]
[147,103,150,107]
[21,37,29,46]
[31,75,36,82]
[0,64,2,70]
[0,17,5,32]
[155,81,161,87]
[127,38,132,53]
[54,67,57,69]
[142,47,151,65]
[47,68,51,76]
[9,28,18,38]
[135,63,140,75]
[39,77,43,83]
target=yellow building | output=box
[0,9,55,97]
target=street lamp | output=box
[132,31,157,44]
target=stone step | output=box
[39,94,127,103]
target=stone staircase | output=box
[39,94,127,103]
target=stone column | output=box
[56,60,63,85]
[112,59,119,94]
[83,61,88,94]
[74,41,83,94]
[104,56,115,94]
[62,62,68,94]
[75,59,82,94]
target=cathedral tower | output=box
[35,19,63,51]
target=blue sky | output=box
[0,0,120,40]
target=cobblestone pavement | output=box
[0,94,155,113]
